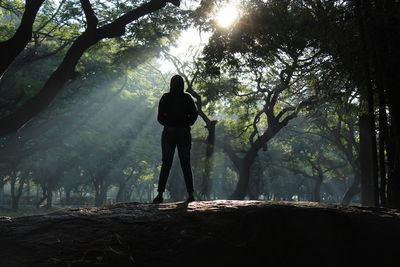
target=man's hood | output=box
[170,75,184,94]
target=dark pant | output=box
[157,127,194,193]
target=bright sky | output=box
[157,28,211,73]
[157,1,240,74]
[216,3,240,28]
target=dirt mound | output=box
[1,200,400,266]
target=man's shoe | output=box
[187,194,195,202]
[153,194,163,204]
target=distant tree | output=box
[308,104,361,205]
[197,0,323,199]
[280,123,347,202]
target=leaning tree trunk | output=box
[230,168,249,200]
[341,171,361,205]
[228,143,260,200]
[230,160,254,200]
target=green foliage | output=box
[0,0,191,206]
[0,0,367,206]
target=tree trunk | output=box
[94,182,108,206]
[368,0,390,207]
[373,0,400,209]
[378,86,388,206]
[359,114,377,206]
[45,189,53,210]
[230,162,252,200]
[313,176,323,202]
[0,177,4,208]
[25,180,31,198]
[116,182,127,203]
[386,126,400,208]
[65,189,71,206]
[354,0,400,208]
[341,171,361,205]
[200,121,217,200]
[10,172,25,210]
[248,175,262,200]
[356,0,380,207]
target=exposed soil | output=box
[1,200,400,267]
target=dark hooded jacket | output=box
[157,77,198,128]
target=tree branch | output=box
[0,0,179,136]
[249,109,264,145]
[0,0,46,77]
[35,0,67,33]
[80,0,98,30]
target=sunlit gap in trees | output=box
[215,2,240,28]
[157,0,240,74]
[157,28,211,74]
[64,71,162,200]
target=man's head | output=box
[170,75,184,94]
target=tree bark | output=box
[116,182,128,203]
[199,121,217,200]
[378,84,388,206]
[359,114,376,206]
[0,177,5,208]
[341,171,361,205]
[378,0,400,208]
[230,162,252,200]
[356,0,379,206]
[94,179,109,206]
[65,189,71,206]
[313,175,323,202]
[45,189,53,209]
[10,170,25,210]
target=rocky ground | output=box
[1,200,400,267]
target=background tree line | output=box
[0,0,399,212]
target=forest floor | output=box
[1,200,400,267]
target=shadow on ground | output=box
[1,200,400,267]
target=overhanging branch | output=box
[80,0,98,29]
[0,0,180,136]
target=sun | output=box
[216,4,239,28]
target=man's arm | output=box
[157,95,167,126]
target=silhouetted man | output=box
[153,75,198,203]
